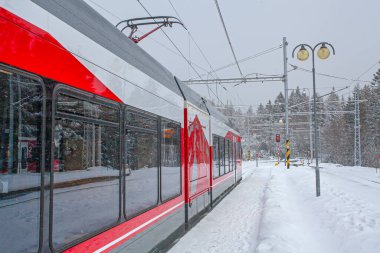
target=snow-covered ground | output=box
[169,161,380,253]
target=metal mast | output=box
[283,37,290,168]
[354,87,361,166]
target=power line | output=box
[87,0,225,105]
[356,60,380,79]
[194,45,282,79]
[166,0,231,103]
[137,0,225,105]
[166,0,246,105]
[216,46,282,73]
[87,0,123,20]
[288,86,350,109]
[184,76,284,85]
[213,0,243,77]
[289,63,372,83]
[167,1,216,74]
[137,1,201,78]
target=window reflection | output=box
[0,70,42,253]
[161,120,181,201]
[125,129,158,217]
[53,96,120,250]
[213,136,220,178]
[219,138,225,176]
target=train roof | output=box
[33,0,235,131]
[32,0,183,98]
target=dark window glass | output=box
[213,135,219,178]
[224,139,229,174]
[0,70,42,253]
[219,138,225,176]
[161,120,181,201]
[229,140,233,172]
[53,101,120,249]
[57,94,119,123]
[234,142,237,170]
[125,111,158,218]
[238,143,242,160]
[126,110,157,130]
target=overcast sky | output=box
[85,0,380,111]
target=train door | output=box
[234,141,237,184]
[185,102,211,221]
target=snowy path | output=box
[170,161,272,253]
[169,161,380,253]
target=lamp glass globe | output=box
[297,47,309,61]
[317,45,330,59]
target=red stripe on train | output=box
[0,7,121,102]
[64,197,184,253]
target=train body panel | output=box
[0,1,241,252]
[1,0,183,123]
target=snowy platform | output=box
[169,161,380,253]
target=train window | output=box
[0,70,43,253]
[234,142,237,170]
[53,94,120,250]
[238,142,242,160]
[212,135,220,178]
[57,94,119,122]
[125,110,158,218]
[224,139,229,174]
[161,120,181,201]
[229,141,233,172]
[126,110,157,130]
[219,138,225,176]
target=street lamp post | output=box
[302,88,313,164]
[292,42,335,197]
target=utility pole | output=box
[354,86,361,166]
[283,37,290,168]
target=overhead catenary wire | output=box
[192,45,282,79]
[288,86,350,110]
[86,0,225,105]
[167,0,244,105]
[213,0,243,77]
[136,1,202,79]
[86,0,198,68]
[289,63,372,83]
[167,0,224,100]
[167,0,218,77]
[137,0,225,105]
[87,0,123,21]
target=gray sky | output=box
[85,0,380,111]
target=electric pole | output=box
[354,86,361,166]
[283,37,290,168]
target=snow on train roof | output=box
[32,0,232,128]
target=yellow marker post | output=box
[286,139,290,169]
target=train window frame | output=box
[0,64,46,253]
[212,134,220,179]
[218,137,225,177]
[50,85,122,252]
[123,106,160,221]
[160,117,182,204]
[234,142,237,170]
[224,139,229,174]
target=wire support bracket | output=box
[116,16,185,43]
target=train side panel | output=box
[185,102,211,223]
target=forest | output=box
[220,68,380,168]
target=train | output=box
[0,1,242,252]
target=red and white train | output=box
[0,1,242,252]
